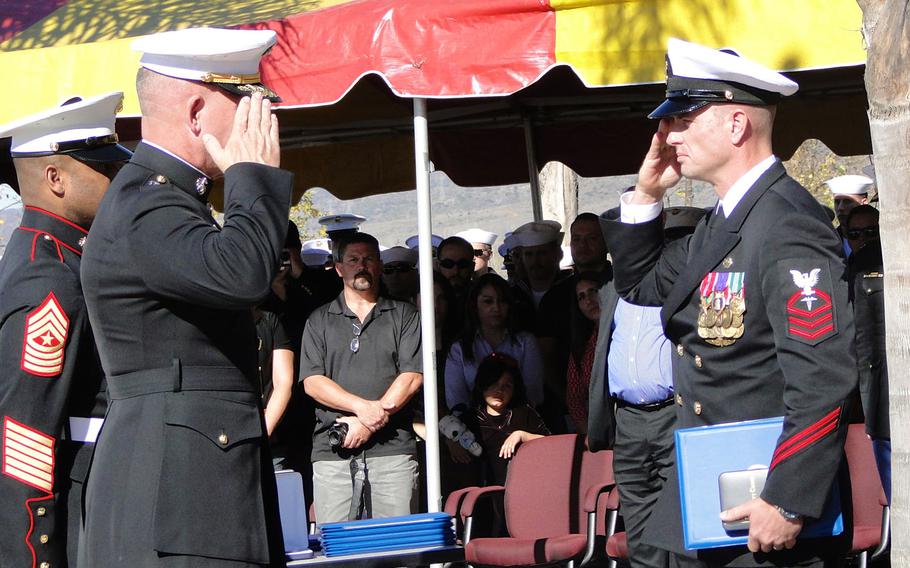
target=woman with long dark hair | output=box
[445,273,545,410]
[565,272,603,435]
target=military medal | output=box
[698,271,746,346]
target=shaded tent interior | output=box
[0,63,870,201]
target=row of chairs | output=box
[443,424,889,568]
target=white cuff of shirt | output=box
[619,192,663,224]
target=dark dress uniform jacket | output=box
[0,206,105,568]
[80,143,292,566]
[849,241,888,439]
[601,161,857,566]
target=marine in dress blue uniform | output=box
[600,39,857,567]
[0,93,131,567]
[79,28,293,566]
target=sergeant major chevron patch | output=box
[20,292,69,377]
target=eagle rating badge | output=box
[20,292,69,377]
[786,267,837,345]
[698,272,745,347]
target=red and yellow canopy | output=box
[1,0,865,121]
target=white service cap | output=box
[381,246,419,265]
[511,220,563,248]
[302,238,332,253]
[825,175,873,196]
[455,228,498,246]
[132,27,281,102]
[649,38,799,119]
[0,92,132,162]
[301,238,332,267]
[318,213,366,233]
[405,234,443,250]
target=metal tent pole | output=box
[413,98,442,513]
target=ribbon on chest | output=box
[697,271,745,346]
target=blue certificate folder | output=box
[675,417,843,550]
[318,512,455,557]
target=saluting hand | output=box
[720,498,802,553]
[632,119,681,204]
[203,91,281,172]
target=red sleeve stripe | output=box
[770,420,839,470]
[770,408,841,470]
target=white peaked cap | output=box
[405,234,443,250]
[650,38,798,119]
[455,228,498,246]
[0,92,129,160]
[132,28,281,101]
[381,246,419,265]
[318,213,366,232]
[302,238,331,253]
[301,238,332,267]
[824,175,873,196]
[512,220,563,248]
[668,38,799,96]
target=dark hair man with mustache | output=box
[301,232,424,523]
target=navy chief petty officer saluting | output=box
[80,27,293,567]
[600,39,857,568]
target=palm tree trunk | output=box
[857,0,910,564]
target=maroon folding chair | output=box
[445,434,615,567]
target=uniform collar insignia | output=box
[20,206,89,257]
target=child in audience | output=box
[470,353,549,485]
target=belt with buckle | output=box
[615,396,675,412]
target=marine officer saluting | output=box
[79,28,293,566]
[601,39,857,567]
[0,93,131,567]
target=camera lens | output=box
[327,422,349,448]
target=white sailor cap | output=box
[318,213,366,233]
[664,206,708,231]
[649,38,799,119]
[381,246,419,265]
[455,228,498,247]
[405,234,443,250]
[0,92,132,162]
[825,175,873,196]
[132,27,281,102]
[512,221,563,248]
[559,246,573,270]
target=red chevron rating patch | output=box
[2,417,55,493]
[20,292,69,377]
[785,267,837,345]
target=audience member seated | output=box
[468,353,549,486]
[565,272,603,436]
[445,273,545,410]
